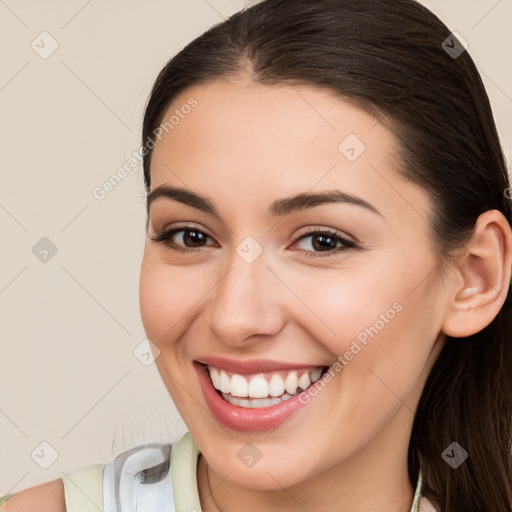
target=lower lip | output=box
[194,362,312,432]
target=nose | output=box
[207,249,286,347]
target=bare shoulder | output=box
[0,478,65,512]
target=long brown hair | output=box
[141,1,512,509]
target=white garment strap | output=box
[103,442,176,512]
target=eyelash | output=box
[149,225,357,258]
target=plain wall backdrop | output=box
[1,0,511,493]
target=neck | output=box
[197,405,416,512]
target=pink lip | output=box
[196,356,326,375]
[194,362,314,432]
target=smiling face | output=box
[139,77,449,496]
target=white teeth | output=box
[226,396,249,408]
[284,371,298,395]
[206,365,325,405]
[269,374,285,397]
[209,367,220,389]
[230,374,248,397]
[250,397,282,408]
[311,368,322,383]
[298,372,311,390]
[248,375,269,398]
[221,393,282,408]
[219,370,231,394]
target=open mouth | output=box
[204,364,329,409]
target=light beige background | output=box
[1,0,511,493]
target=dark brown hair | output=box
[141,1,512,510]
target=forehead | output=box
[148,79,430,224]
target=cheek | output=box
[286,254,440,372]
[289,269,440,454]
[139,257,205,346]
[284,266,402,354]
[317,266,440,411]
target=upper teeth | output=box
[207,365,324,399]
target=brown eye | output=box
[150,226,216,252]
[292,228,356,258]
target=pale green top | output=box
[59,432,435,511]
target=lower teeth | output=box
[220,390,301,408]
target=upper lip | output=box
[195,356,328,375]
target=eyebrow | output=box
[146,185,382,218]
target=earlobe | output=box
[442,210,512,338]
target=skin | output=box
[0,479,65,512]
[4,77,511,512]
[138,76,512,512]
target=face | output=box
[139,78,448,491]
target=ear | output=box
[442,209,512,338]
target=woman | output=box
[3,0,511,510]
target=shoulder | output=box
[1,434,194,512]
[0,464,105,512]
[0,478,65,512]
[0,462,104,512]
